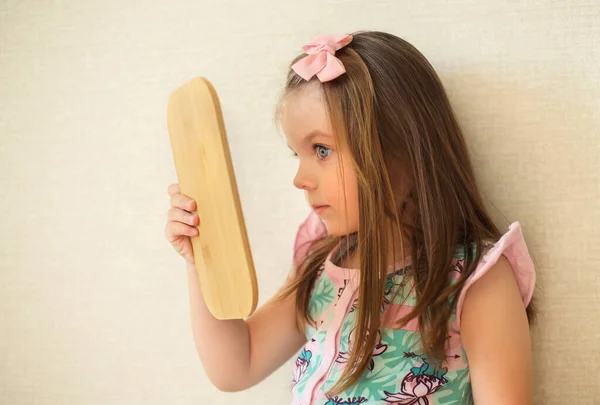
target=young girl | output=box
[165,31,536,405]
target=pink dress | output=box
[289,211,536,405]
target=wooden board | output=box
[166,77,258,320]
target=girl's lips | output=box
[313,205,329,214]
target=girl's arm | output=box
[460,254,533,404]
[186,261,306,392]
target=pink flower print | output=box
[336,328,387,372]
[382,362,448,405]
[291,348,312,389]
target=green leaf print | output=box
[437,367,473,405]
[338,314,357,353]
[309,275,336,319]
[349,385,370,401]
[378,329,421,371]
[305,324,317,340]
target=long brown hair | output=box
[272,30,536,397]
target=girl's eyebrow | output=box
[287,130,331,150]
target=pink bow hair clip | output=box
[291,34,353,82]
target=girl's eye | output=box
[290,144,332,160]
[314,145,332,159]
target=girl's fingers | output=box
[168,206,199,226]
[171,193,196,212]
[166,221,198,240]
[167,183,180,196]
[168,183,196,211]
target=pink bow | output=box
[291,34,353,82]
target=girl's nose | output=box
[293,165,316,190]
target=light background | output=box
[1,0,599,403]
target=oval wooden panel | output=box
[167,77,258,319]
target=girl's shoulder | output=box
[452,221,536,329]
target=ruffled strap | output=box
[455,221,536,329]
[292,210,328,272]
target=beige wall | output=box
[1,0,598,403]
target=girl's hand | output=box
[165,183,199,265]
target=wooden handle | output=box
[167,77,258,319]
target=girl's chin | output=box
[321,220,358,237]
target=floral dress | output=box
[289,211,536,405]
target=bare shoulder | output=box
[465,254,519,299]
[461,253,527,334]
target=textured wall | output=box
[1,0,599,403]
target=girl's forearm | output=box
[185,261,251,391]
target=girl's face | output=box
[281,82,359,236]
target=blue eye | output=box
[315,144,332,159]
[290,144,332,160]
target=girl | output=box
[165,31,536,405]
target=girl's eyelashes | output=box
[291,144,332,160]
